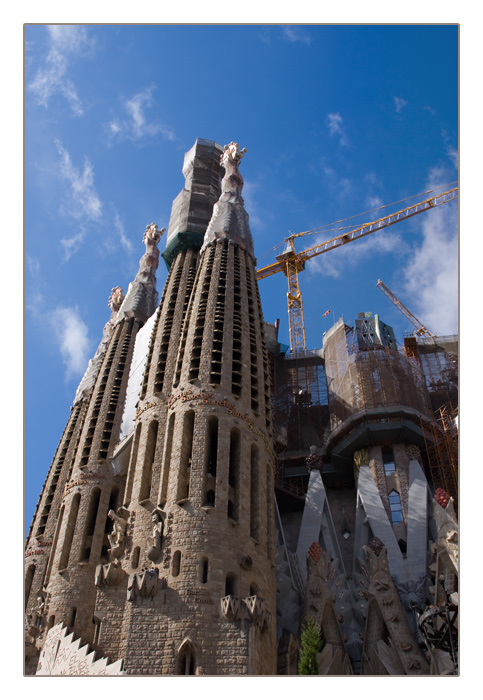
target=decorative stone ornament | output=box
[243,595,271,630]
[220,595,241,623]
[221,142,247,166]
[107,508,129,560]
[147,509,165,563]
[108,286,125,312]
[95,561,124,588]
[127,568,164,601]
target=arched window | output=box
[177,639,197,675]
[388,490,403,524]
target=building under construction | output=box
[25,139,458,676]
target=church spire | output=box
[116,222,165,324]
[202,142,254,258]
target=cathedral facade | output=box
[25,139,458,676]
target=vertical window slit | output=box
[58,493,81,571]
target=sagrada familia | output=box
[24,139,458,675]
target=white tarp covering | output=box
[119,306,159,440]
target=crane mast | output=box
[256,187,457,354]
[376,279,435,338]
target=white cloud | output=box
[108,86,175,142]
[60,229,86,261]
[114,213,134,253]
[401,189,458,336]
[446,145,459,170]
[242,180,264,230]
[394,96,408,114]
[366,195,384,209]
[55,140,102,223]
[28,25,92,116]
[327,112,348,146]
[49,306,91,378]
[281,26,312,45]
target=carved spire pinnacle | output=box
[116,223,165,324]
[202,141,254,257]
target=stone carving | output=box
[143,222,165,245]
[243,595,271,630]
[147,509,165,563]
[95,561,124,588]
[108,286,124,313]
[221,141,247,167]
[140,223,164,277]
[432,491,458,572]
[36,622,125,675]
[306,446,323,471]
[26,594,45,639]
[361,543,429,675]
[220,595,241,623]
[127,568,164,601]
[221,593,271,630]
[202,139,254,257]
[353,449,369,469]
[395,577,427,613]
[302,543,352,674]
[239,555,253,570]
[107,508,128,560]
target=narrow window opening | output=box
[388,490,403,524]
[93,616,102,646]
[67,607,76,628]
[250,444,260,540]
[206,416,218,477]
[25,564,35,611]
[58,493,81,571]
[172,550,181,577]
[79,488,101,563]
[199,557,209,584]
[177,411,194,502]
[131,546,140,569]
[225,572,237,596]
[140,420,159,502]
[382,446,396,476]
[204,489,215,507]
[160,412,175,506]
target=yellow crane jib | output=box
[255,186,457,353]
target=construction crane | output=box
[255,187,458,354]
[376,278,435,338]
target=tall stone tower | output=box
[24,222,163,673]
[25,140,277,675]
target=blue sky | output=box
[24,23,458,531]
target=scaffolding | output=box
[422,402,458,510]
[323,319,431,432]
[270,346,329,498]
[404,335,458,413]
